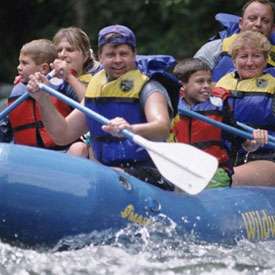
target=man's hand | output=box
[102,117,133,137]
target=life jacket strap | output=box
[13,121,43,132]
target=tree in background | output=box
[0,0,246,83]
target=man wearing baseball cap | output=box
[98,25,137,50]
[28,24,173,190]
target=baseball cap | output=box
[98,24,136,48]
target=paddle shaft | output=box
[39,84,141,141]
[0,92,29,120]
[0,69,66,122]
[38,83,219,195]
[180,108,275,149]
[40,85,191,174]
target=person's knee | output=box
[233,160,275,186]
[67,142,89,158]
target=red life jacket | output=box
[8,96,72,149]
[172,97,231,170]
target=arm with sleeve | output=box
[194,39,223,70]
[140,79,173,118]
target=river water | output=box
[0,222,274,275]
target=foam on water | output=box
[0,220,275,275]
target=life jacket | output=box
[78,60,102,85]
[85,69,151,166]
[136,54,180,114]
[8,82,72,149]
[216,72,275,151]
[208,13,240,42]
[212,34,275,82]
[170,96,232,171]
[87,55,180,114]
[78,73,93,85]
[210,13,275,82]
[211,12,275,43]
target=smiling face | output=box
[99,44,136,80]
[181,70,212,105]
[56,38,88,75]
[234,46,267,79]
[239,1,274,37]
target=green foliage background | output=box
[0,0,247,83]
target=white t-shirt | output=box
[194,39,223,69]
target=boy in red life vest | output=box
[169,58,268,188]
[2,39,78,149]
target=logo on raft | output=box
[121,204,152,225]
[241,210,275,241]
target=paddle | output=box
[0,92,29,120]
[0,71,60,121]
[180,107,275,149]
[237,121,275,144]
[38,83,218,195]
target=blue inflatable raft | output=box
[0,143,274,248]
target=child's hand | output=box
[27,72,50,102]
[13,75,22,85]
[242,129,268,152]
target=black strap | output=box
[95,136,126,142]
[191,140,222,149]
[13,121,43,132]
[230,91,275,98]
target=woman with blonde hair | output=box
[51,27,100,157]
[216,30,275,186]
[51,26,100,100]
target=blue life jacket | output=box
[212,13,275,44]
[85,69,150,166]
[209,13,240,41]
[84,55,180,166]
[209,13,240,81]
[211,13,275,82]
[136,54,180,113]
[216,72,275,153]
